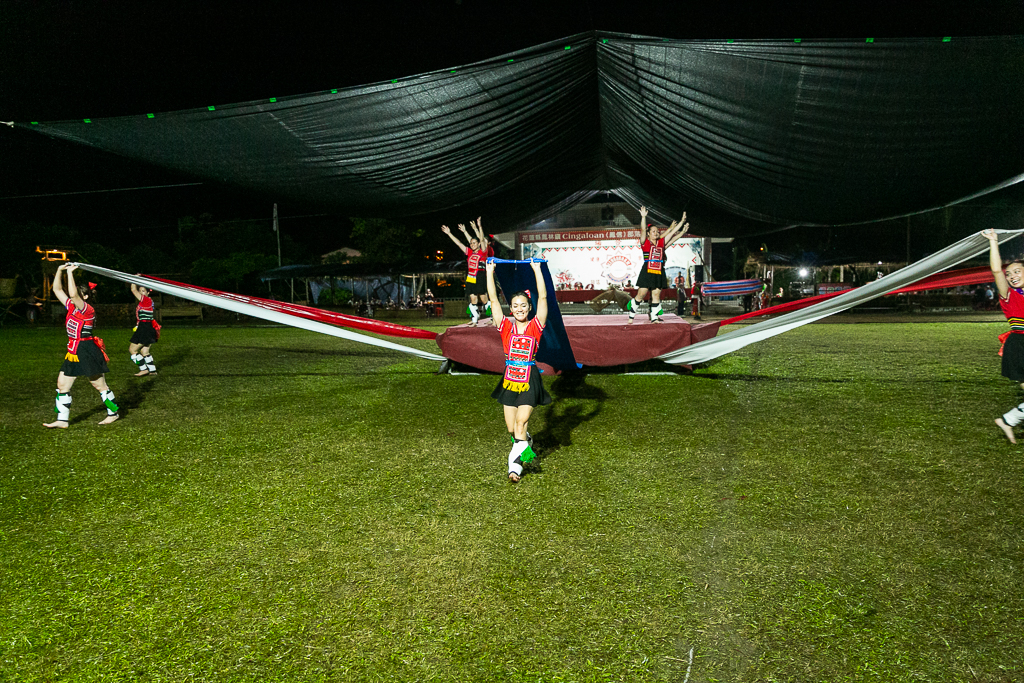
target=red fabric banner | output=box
[147,276,437,340]
[719,266,993,327]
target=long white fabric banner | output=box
[658,229,1023,365]
[73,263,446,362]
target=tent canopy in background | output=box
[17,31,1024,237]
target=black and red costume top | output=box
[465,245,494,284]
[641,237,666,275]
[136,295,155,324]
[64,299,96,360]
[498,316,544,392]
[1000,288,1024,331]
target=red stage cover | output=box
[435,314,720,372]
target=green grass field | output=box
[1,322,1022,682]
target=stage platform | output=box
[435,314,721,374]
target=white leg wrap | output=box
[100,389,119,416]
[508,440,528,477]
[143,355,156,372]
[627,297,642,320]
[1003,402,1024,427]
[54,392,72,422]
[469,303,480,323]
[650,302,664,321]
[131,353,144,367]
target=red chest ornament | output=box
[65,301,96,361]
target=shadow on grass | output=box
[64,347,191,425]
[694,372,853,383]
[153,346,188,373]
[211,344,392,358]
[69,370,167,425]
[693,372,992,385]
[532,370,609,463]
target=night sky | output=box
[2,0,1022,259]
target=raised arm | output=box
[486,260,504,326]
[131,281,145,302]
[64,264,86,310]
[457,222,474,245]
[663,212,690,247]
[638,206,649,244]
[52,263,69,306]
[531,260,548,327]
[984,228,1009,299]
[441,225,469,255]
[472,216,488,246]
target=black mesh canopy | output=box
[17,31,1024,236]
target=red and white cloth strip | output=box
[146,275,436,340]
[71,264,446,362]
[659,229,1024,366]
[718,265,998,327]
[701,279,762,296]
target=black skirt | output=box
[60,339,110,377]
[491,365,552,407]
[465,277,488,297]
[130,321,159,345]
[635,262,669,290]
[1003,332,1024,382]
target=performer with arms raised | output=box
[486,259,551,482]
[442,218,493,325]
[627,206,689,323]
[43,263,120,428]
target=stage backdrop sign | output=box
[519,228,703,290]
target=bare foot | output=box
[134,370,150,377]
[43,420,69,429]
[995,417,1016,444]
[508,472,521,483]
[98,414,120,425]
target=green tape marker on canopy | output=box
[942,36,951,42]
[331,89,338,93]
[866,38,874,43]
[794,38,802,43]
[391,79,398,83]
[207,105,215,111]
[83,118,91,123]
[727,39,734,43]
[507,58,514,62]
[269,97,276,102]
[602,39,607,43]
[30,121,38,125]
[564,45,571,50]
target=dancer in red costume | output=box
[43,264,120,428]
[626,206,689,323]
[129,281,161,376]
[442,217,494,325]
[485,259,550,482]
[985,229,1024,443]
